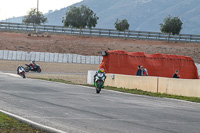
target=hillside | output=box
[3,0,200,34]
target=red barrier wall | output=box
[100,50,199,79]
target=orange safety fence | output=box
[99,50,199,79]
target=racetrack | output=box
[0,73,200,133]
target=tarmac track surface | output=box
[0,72,200,133]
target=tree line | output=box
[22,5,183,41]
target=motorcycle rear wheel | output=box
[37,68,41,73]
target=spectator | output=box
[143,68,148,76]
[173,70,180,78]
[136,65,142,76]
[140,66,144,76]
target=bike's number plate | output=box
[98,73,104,77]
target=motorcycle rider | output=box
[17,65,24,74]
[29,60,36,70]
[94,68,106,88]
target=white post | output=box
[12,51,17,60]
[40,52,45,62]
[87,70,97,85]
[0,50,4,59]
[45,52,50,62]
[3,50,8,60]
[63,54,68,63]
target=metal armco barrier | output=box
[0,22,200,42]
[0,50,103,65]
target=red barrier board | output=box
[100,50,199,79]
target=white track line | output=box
[0,109,67,133]
[5,73,21,78]
[0,72,21,78]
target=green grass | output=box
[0,113,48,133]
[37,78,200,103]
[104,86,200,103]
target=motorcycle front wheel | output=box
[23,74,26,78]
[25,67,30,72]
[96,87,100,94]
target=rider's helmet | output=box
[100,68,104,73]
[31,60,35,64]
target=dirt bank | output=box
[0,31,199,63]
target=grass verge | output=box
[37,78,200,103]
[0,112,48,133]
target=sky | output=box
[0,0,82,21]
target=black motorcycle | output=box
[94,73,106,94]
[25,64,42,73]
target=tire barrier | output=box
[0,50,103,65]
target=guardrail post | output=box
[62,27,64,33]
[147,32,150,39]
[127,31,130,38]
[17,24,19,30]
[80,29,83,35]
[137,32,140,38]
[7,23,10,31]
[52,26,54,32]
[90,28,91,36]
